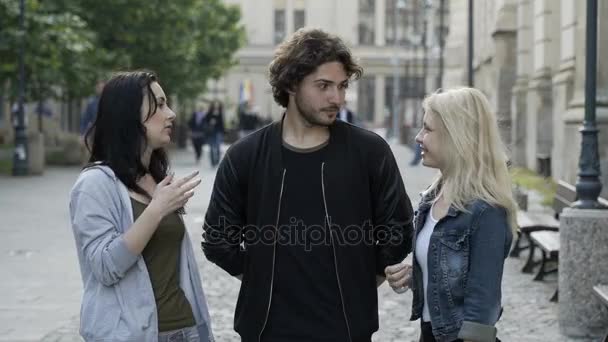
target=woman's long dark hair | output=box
[84,70,169,199]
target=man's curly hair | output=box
[269,28,363,108]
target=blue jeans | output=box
[410,143,422,165]
[208,133,222,166]
[158,325,200,342]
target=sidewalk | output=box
[0,140,584,341]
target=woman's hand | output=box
[149,171,201,218]
[384,261,413,294]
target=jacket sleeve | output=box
[202,153,245,276]
[458,205,512,342]
[70,190,140,286]
[370,142,415,276]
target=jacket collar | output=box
[418,187,460,218]
[268,112,345,167]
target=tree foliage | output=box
[0,0,244,102]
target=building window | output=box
[274,0,286,44]
[357,76,376,122]
[294,0,306,31]
[358,0,375,45]
[274,9,286,44]
[385,0,423,46]
[294,9,305,31]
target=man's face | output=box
[291,61,349,127]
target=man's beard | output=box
[294,95,338,127]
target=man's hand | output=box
[384,261,413,294]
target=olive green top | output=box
[131,198,196,332]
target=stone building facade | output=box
[217,0,445,130]
[443,0,608,198]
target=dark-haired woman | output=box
[69,71,214,342]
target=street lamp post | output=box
[436,0,446,90]
[391,0,406,142]
[12,0,28,176]
[467,0,474,87]
[573,0,606,209]
[423,3,429,96]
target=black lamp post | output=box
[573,0,606,209]
[436,0,446,90]
[12,0,28,176]
[467,0,474,87]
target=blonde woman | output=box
[385,87,516,342]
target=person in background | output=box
[409,142,423,166]
[204,100,225,167]
[80,80,105,137]
[338,101,355,124]
[385,87,516,342]
[188,104,207,165]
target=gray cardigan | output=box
[69,165,214,341]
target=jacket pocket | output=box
[438,233,467,305]
[439,231,466,250]
[81,302,120,340]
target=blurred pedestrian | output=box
[80,80,105,137]
[203,100,225,167]
[70,71,214,342]
[385,87,516,342]
[202,28,414,342]
[238,101,260,139]
[188,104,207,164]
[338,101,355,124]
[409,142,422,166]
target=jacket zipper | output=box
[258,169,287,342]
[321,162,354,342]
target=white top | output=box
[415,203,439,322]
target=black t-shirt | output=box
[261,141,349,342]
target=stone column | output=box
[527,0,560,176]
[374,75,386,126]
[375,0,386,46]
[491,0,517,148]
[510,0,533,166]
[559,209,608,338]
[285,0,294,36]
[551,0,576,183]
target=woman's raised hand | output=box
[149,171,201,217]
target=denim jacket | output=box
[410,192,513,342]
[69,165,214,342]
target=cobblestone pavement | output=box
[1,139,591,342]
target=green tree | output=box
[0,0,97,102]
[74,0,245,99]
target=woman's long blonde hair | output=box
[423,87,518,233]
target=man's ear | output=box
[286,85,296,96]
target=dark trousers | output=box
[420,321,501,342]
[191,137,205,161]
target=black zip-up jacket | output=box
[202,118,414,342]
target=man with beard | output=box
[202,28,414,342]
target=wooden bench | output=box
[516,181,608,303]
[592,285,608,341]
[529,230,560,301]
[510,180,576,275]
